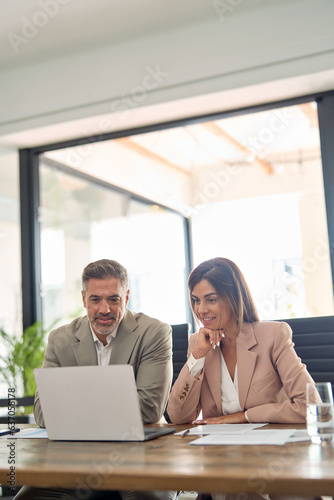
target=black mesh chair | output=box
[282,315,334,392]
[0,396,35,424]
[170,323,191,385]
[164,323,191,423]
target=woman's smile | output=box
[192,279,235,332]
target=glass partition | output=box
[191,102,334,319]
[39,100,334,323]
[39,159,189,328]
[0,147,21,397]
[0,148,21,334]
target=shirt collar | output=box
[89,322,119,346]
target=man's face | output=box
[82,277,129,338]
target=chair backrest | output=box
[164,323,190,423]
[0,396,35,408]
[282,316,334,391]
[171,323,191,384]
[0,395,35,423]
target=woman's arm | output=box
[246,322,314,423]
[166,361,204,424]
[194,411,248,424]
[167,327,226,424]
[167,329,222,424]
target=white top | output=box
[220,351,242,414]
[187,351,244,415]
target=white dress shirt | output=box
[187,352,242,415]
[90,324,118,366]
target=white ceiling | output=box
[0,0,333,150]
[0,0,217,70]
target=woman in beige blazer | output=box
[167,257,314,425]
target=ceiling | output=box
[0,0,217,70]
[0,0,331,153]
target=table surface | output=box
[1,424,334,496]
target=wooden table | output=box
[1,424,334,496]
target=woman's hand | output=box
[193,411,248,424]
[191,327,225,359]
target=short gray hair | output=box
[82,259,129,292]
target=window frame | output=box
[20,89,334,329]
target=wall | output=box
[0,147,21,333]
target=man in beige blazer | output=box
[22,259,176,500]
[34,310,173,427]
[34,259,172,428]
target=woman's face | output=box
[191,279,234,331]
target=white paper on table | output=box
[175,423,268,436]
[287,429,311,442]
[189,429,295,445]
[14,428,48,439]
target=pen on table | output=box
[182,429,190,437]
[0,428,20,437]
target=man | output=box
[19,259,175,500]
[34,258,172,427]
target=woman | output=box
[167,257,314,425]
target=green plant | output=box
[0,321,47,398]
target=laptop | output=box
[34,365,175,441]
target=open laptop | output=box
[34,365,175,441]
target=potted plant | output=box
[0,321,48,422]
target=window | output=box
[0,147,21,397]
[0,148,21,334]
[190,102,333,319]
[20,93,334,328]
[39,157,189,327]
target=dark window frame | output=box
[20,89,334,329]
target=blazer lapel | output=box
[72,317,98,366]
[204,347,223,413]
[237,323,258,409]
[109,309,140,365]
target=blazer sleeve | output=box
[246,322,314,424]
[33,330,61,427]
[167,333,204,424]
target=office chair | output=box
[170,323,191,385]
[0,396,35,424]
[164,323,191,424]
[281,316,334,392]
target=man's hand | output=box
[193,411,248,424]
[191,327,225,359]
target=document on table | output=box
[175,423,267,436]
[287,429,310,442]
[190,428,296,445]
[14,428,48,439]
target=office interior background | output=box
[1,0,334,397]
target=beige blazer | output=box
[34,309,173,427]
[167,321,314,424]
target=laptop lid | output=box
[34,365,164,441]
